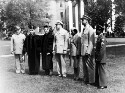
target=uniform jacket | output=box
[11,33,26,54]
[81,24,95,56]
[95,33,106,63]
[53,28,69,54]
[70,34,81,56]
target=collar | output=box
[85,24,89,29]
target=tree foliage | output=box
[114,0,125,15]
[85,0,112,27]
[114,16,125,36]
[2,0,51,31]
[114,0,125,36]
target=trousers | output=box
[82,55,95,83]
[14,54,25,72]
[55,54,66,76]
[95,62,107,86]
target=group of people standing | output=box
[11,15,107,89]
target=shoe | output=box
[84,81,89,85]
[74,77,76,80]
[98,86,107,89]
[45,70,49,75]
[16,70,20,74]
[21,70,25,74]
[58,74,61,77]
[49,71,53,76]
[75,77,80,81]
[89,83,97,86]
[63,74,66,78]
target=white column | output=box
[75,4,79,31]
[112,0,115,31]
[68,1,73,31]
[80,0,84,35]
[80,0,84,19]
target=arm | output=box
[23,36,27,54]
[64,31,69,51]
[76,36,81,56]
[100,36,106,59]
[86,29,95,55]
[53,34,56,52]
[11,35,14,54]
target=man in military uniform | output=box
[80,15,95,84]
[95,24,107,89]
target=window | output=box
[60,2,63,7]
[60,12,63,19]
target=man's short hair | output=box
[96,25,104,32]
[44,25,49,28]
[71,27,78,34]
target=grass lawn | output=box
[1,40,125,93]
[106,38,125,45]
[105,46,125,93]
[107,42,125,45]
[1,47,125,93]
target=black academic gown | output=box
[42,32,54,71]
[24,34,42,75]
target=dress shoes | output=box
[74,77,80,81]
[63,74,66,78]
[16,70,21,74]
[58,74,61,77]
[98,86,107,89]
[84,81,89,85]
[49,71,53,76]
[21,70,25,74]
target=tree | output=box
[85,0,112,28]
[114,0,125,15]
[114,16,125,37]
[114,0,125,36]
[4,0,51,32]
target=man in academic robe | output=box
[23,29,42,75]
[42,25,54,75]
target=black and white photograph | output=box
[0,0,124,93]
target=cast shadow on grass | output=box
[8,68,29,74]
[39,70,76,80]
